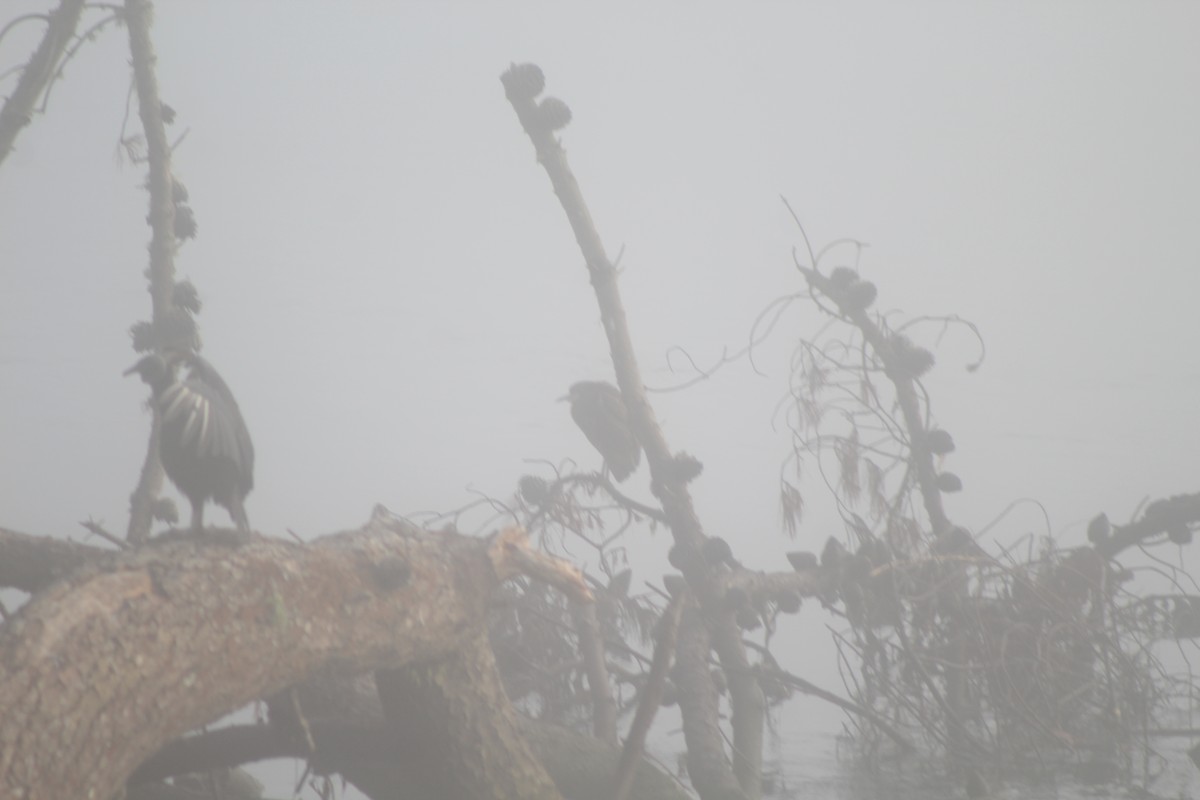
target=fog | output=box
[2,2,1198,797]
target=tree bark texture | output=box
[0,513,501,799]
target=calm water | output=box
[767,728,1200,800]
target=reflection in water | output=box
[766,715,1200,800]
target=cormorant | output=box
[126,351,254,531]
[560,381,640,482]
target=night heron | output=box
[560,381,640,482]
[126,352,254,531]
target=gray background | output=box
[2,2,1198,796]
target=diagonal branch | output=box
[612,589,686,800]
[503,63,765,797]
[0,0,86,170]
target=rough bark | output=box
[2,521,674,800]
[0,512,568,799]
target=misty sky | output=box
[2,2,1199,793]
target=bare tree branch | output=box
[0,511,578,798]
[0,525,108,592]
[573,600,618,745]
[503,62,765,798]
[675,607,748,800]
[612,589,686,800]
[123,0,178,543]
[0,0,86,170]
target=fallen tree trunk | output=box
[0,510,583,800]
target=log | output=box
[0,511,566,799]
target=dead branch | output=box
[674,607,749,800]
[490,524,592,603]
[613,589,686,800]
[0,511,579,799]
[573,600,619,744]
[503,62,764,798]
[0,525,108,592]
[123,0,180,543]
[0,0,86,170]
[1097,492,1200,559]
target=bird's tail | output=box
[229,499,250,532]
[609,450,640,483]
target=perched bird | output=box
[560,381,641,482]
[126,352,254,532]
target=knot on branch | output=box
[368,556,412,593]
[885,333,935,380]
[805,266,878,315]
[501,62,545,102]
[501,62,572,138]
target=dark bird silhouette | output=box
[126,352,254,532]
[560,381,640,482]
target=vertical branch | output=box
[0,0,86,170]
[800,267,948,533]
[611,590,685,800]
[709,613,764,793]
[124,0,176,318]
[123,0,177,542]
[798,264,972,749]
[503,64,764,797]
[571,601,618,745]
[675,607,748,800]
[126,417,164,543]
